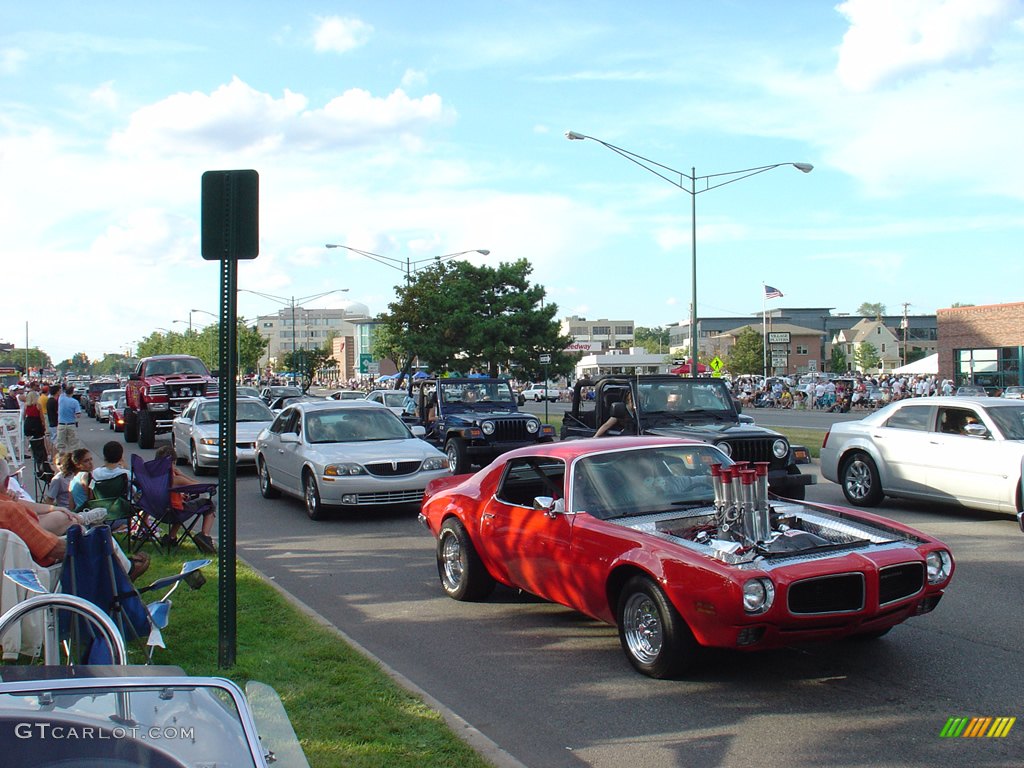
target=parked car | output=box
[94,388,125,423]
[171,396,276,474]
[419,436,954,678]
[955,385,988,397]
[108,396,127,432]
[1000,386,1024,399]
[821,396,1024,522]
[259,385,302,405]
[364,388,409,416]
[520,382,560,402]
[327,389,365,401]
[255,400,450,520]
[237,386,262,399]
[267,394,322,413]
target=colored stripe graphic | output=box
[940,716,1015,738]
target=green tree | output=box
[282,347,330,392]
[634,326,669,354]
[0,348,52,373]
[830,346,847,373]
[854,341,880,372]
[378,259,574,381]
[857,302,886,319]
[237,322,268,376]
[725,328,764,375]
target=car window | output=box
[936,407,981,435]
[304,408,410,443]
[883,405,931,431]
[985,404,1024,440]
[269,408,297,435]
[496,457,566,507]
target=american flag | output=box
[764,285,783,299]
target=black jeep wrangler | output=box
[561,374,814,499]
[406,378,555,474]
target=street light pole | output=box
[566,131,812,377]
[325,244,491,281]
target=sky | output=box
[3,0,1024,365]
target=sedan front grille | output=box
[365,460,421,477]
[879,562,924,605]
[788,573,865,614]
[349,489,425,505]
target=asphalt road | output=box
[71,409,1023,768]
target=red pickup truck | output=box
[124,355,218,449]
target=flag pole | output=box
[762,285,767,381]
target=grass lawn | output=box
[146,553,491,768]
[773,427,827,459]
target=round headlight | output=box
[525,420,539,434]
[716,441,732,457]
[926,550,952,584]
[772,439,789,459]
[480,420,495,435]
[742,578,775,613]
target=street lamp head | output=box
[476,249,491,256]
[565,131,586,141]
[793,163,814,173]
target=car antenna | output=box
[633,371,642,433]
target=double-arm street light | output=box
[324,244,490,281]
[237,288,349,373]
[566,130,812,377]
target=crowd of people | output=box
[729,373,967,413]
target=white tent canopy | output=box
[892,353,938,375]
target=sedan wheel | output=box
[840,452,884,506]
[258,457,280,499]
[617,575,696,679]
[436,518,494,601]
[303,471,325,521]
[190,443,207,476]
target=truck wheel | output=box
[138,410,156,449]
[124,409,139,443]
[445,437,470,474]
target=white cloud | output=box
[401,68,427,89]
[89,81,119,110]
[0,48,27,74]
[312,16,373,54]
[835,0,1024,91]
[109,78,449,156]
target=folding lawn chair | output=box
[28,437,53,502]
[15,524,211,664]
[129,454,216,554]
[87,472,133,529]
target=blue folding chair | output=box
[129,453,216,554]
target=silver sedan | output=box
[255,400,450,520]
[171,396,276,474]
[820,396,1024,521]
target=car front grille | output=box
[879,562,924,605]
[365,460,421,477]
[788,573,865,614]
[349,489,425,505]
[491,418,533,442]
[720,438,781,466]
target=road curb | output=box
[240,555,529,768]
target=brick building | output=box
[936,302,1024,391]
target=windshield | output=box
[382,392,407,407]
[305,408,411,443]
[146,358,210,377]
[637,380,734,416]
[985,403,1024,439]
[269,387,302,398]
[439,381,515,406]
[197,400,274,423]
[100,389,125,402]
[572,445,725,519]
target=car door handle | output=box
[481,513,495,520]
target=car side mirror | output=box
[279,433,300,444]
[963,423,988,438]
[533,496,565,518]
[610,401,628,419]
[410,425,426,437]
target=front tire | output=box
[617,575,697,679]
[138,410,155,449]
[258,457,280,499]
[303,470,325,521]
[840,451,884,506]
[445,437,470,474]
[190,442,208,476]
[123,409,138,443]
[437,518,495,601]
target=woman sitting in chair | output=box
[153,446,217,554]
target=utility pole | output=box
[900,302,910,366]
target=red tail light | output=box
[822,429,830,449]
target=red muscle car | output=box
[419,436,955,678]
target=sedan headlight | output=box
[772,439,789,459]
[480,420,495,435]
[324,463,366,477]
[926,550,953,584]
[422,456,448,472]
[742,578,775,614]
[525,419,539,434]
[199,437,220,446]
